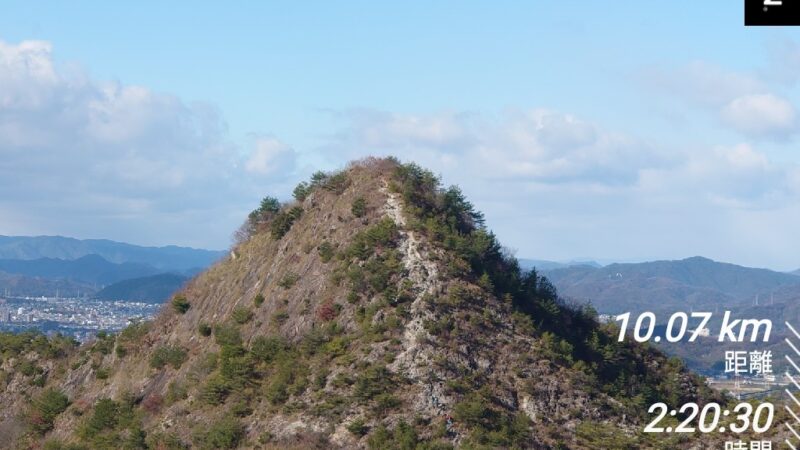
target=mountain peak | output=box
[1,157,722,449]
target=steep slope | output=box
[1,158,739,449]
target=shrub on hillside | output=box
[351,197,367,218]
[171,295,190,314]
[253,293,265,307]
[200,374,231,405]
[293,181,310,201]
[28,388,70,434]
[213,324,242,349]
[231,307,253,325]
[318,241,335,263]
[150,345,188,370]
[198,322,212,337]
[194,415,244,450]
[278,272,300,289]
[250,336,288,363]
[270,206,303,239]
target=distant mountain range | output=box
[0,271,94,298]
[540,256,800,373]
[0,235,224,272]
[0,235,223,300]
[0,255,160,285]
[518,258,601,271]
[94,273,188,303]
[542,256,800,315]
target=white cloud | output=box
[244,137,296,176]
[320,109,800,268]
[643,61,798,139]
[331,109,796,205]
[332,109,674,187]
[763,39,800,86]
[0,39,290,248]
[644,61,764,108]
[720,94,796,137]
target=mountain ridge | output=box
[0,254,161,286]
[543,255,800,316]
[94,273,189,303]
[0,158,737,449]
[0,235,224,272]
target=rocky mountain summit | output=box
[0,158,726,449]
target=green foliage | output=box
[293,181,310,201]
[92,331,115,355]
[150,345,187,370]
[326,172,349,193]
[200,374,231,405]
[171,295,190,314]
[351,196,367,217]
[347,418,369,436]
[166,380,188,405]
[453,392,531,447]
[576,421,638,449]
[367,422,420,450]
[343,218,399,261]
[18,359,42,377]
[367,425,391,450]
[249,196,279,221]
[250,336,289,363]
[309,170,350,194]
[318,241,335,263]
[353,364,395,402]
[146,432,187,450]
[95,367,110,380]
[270,206,303,239]
[214,324,242,348]
[119,321,150,341]
[264,357,309,405]
[28,388,70,434]
[0,331,77,361]
[231,307,253,324]
[198,322,212,337]
[193,415,244,449]
[278,272,300,289]
[42,439,88,450]
[373,393,401,413]
[253,293,265,307]
[259,196,280,214]
[79,397,129,440]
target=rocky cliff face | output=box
[1,158,726,449]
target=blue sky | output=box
[1,2,800,270]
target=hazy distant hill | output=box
[0,254,160,286]
[0,271,94,298]
[518,258,601,271]
[543,256,800,315]
[0,235,224,272]
[94,273,188,303]
[542,256,800,373]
